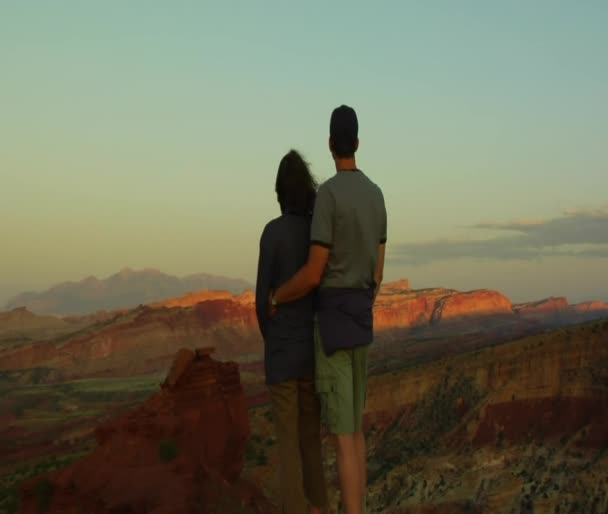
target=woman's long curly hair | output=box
[275,150,317,214]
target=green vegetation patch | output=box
[0,452,86,514]
[244,404,277,473]
[412,374,481,433]
[370,373,483,482]
[159,439,178,463]
[0,375,160,513]
[34,477,54,514]
[67,376,161,393]
[2,375,160,430]
[245,428,274,468]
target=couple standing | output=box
[255,105,387,514]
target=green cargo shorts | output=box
[314,320,370,434]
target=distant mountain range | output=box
[4,268,252,316]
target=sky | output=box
[1,1,607,306]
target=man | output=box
[272,105,387,514]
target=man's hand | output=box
[268,290,277,318]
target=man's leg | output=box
[354,432,366,511]
[315,324,362,514]
[297,378,328,514]
[335,346,368,514]
[268,381,309,514]
[352,345,370,513]
[334,433,362,514]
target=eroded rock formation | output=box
[362,320,608,512]
[430,290,513,323]
[20,348,272,514]
[374,284,513,329]
[366,320,608,445]
[0,297,260,378]
[513,297,569,315]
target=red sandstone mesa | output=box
[572,300,608,314]
[373,284,513,330]
[431,290,513,323]
[20,348,273,514]
[0,297,261,377]
[513,297,570,315]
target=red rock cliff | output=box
[374,286,451,330]
[20,348,272,514]
[365,320,608,447]
[3,281,607,381]
[374,284,513,330]
[572,300,608,314]
[0,297,261,378]
[513,296,569,315]
[431,290,513,323]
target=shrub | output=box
[497,430,505,448]
[159,439,178,463]
[35,478,54,514]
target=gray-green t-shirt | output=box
[311,170,387,289]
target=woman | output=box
[255,150,327,514]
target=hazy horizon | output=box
[2,263,607,308]
[2,2,607,306]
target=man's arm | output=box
[374,243,386,300]
[274,183,333,306]
[273,245,329,305]
[375,187,388,300]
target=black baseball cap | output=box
[330,105,358,157]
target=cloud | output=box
[391,207,608,265]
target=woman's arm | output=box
[255,225,275,338]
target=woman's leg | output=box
[297,377,328,513]
[269,381,309,514]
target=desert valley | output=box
[1,270,607,514]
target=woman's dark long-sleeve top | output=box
[255,212,315,385]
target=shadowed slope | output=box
[20,348,274,514]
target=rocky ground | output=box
[1,283,607,513]
[246,319,608,514]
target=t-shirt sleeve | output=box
[379,189,387,244]
[310,185,334,248]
